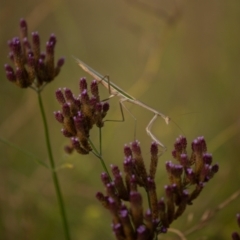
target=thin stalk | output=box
[88,136,112,182]
[37,92,71,240]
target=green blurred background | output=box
[0,0,240,239]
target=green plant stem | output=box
[88,137,112,182]
[38,92,71,240]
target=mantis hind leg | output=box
[146,114,167,155]
[104,98,137,141]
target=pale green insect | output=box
[75,57,170,152]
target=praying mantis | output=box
[75,58,171,152]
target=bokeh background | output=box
[0,0,240,239]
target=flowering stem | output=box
[88,132,112,182]
[37,92,71,240]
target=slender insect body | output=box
[75,57,170,153]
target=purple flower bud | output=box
[71,137,83,152]
[62,103,71,117]
[150,141,158,156]
[174,135,187,152]
[11,37,22,56]
[54,111,64,123]
[102,102,110,112]
[165,161,174,173]
[137,225,149,239]
[5,70,16,82]
[111,165,120,176]
[130,191,142,206]
[89,96,97,107]
[80,89,89,103]
[120,209,129,219]
[61,128,73,137]
[192,136,207,153]
[64,88,75,102]
[144,209,152,221]
[79,77,87,92]
[165,185,173,199]
[49,33,57,46]
[173,164,183,177]
[130,175,137,191]
[147,177,156,191]
[172,149,177,158]
[186,168,195,183]
[64,145,74,154]
[123,156,133,172]
[4,64,16,82]
[198,136,207,152]
[23,37,31,50]
[124,144,132,157]
[32,31,40,45]
[8,51,14,61]
[101,172,111,185]
[96,192,105,202]
[19,18,28,37]
[38,58,45,70]
[95,102,102,112]
[46,41,54,55]
[4,64,13,72]
[40,53,45,60]
[158,198,165,211]
[112,223,124,238]
[55,89,66,105]
[180,153,188,167]
[74,99,81,109]
[106,182,116,197]
[211,164,219,173]
[32,32,40,59]
[182,189,189,200]
[96,192,109,208]
[192,139,200,152]
[57,57,65,67]
[27,51,35,67]
[90,80,99,96]
[203,153,212,165]
[131,140,141,156]
[73,114,85,132]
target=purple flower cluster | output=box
[54,77,109,154]
[96,136,219,239]
[4,18,64,89]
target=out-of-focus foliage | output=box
[0,0,240,239]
